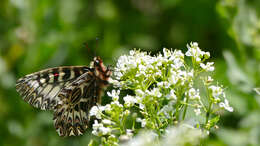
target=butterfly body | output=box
[16,57,112,137]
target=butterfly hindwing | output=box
[53,71,99,137]
[16,66,91,110]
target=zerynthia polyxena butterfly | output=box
[16,57,112,137]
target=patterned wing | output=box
[53,71,102,137]
[16,66,91,110]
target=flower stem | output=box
[182,96,189,120]
[205,101,212,125]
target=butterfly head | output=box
[92,57,112,82]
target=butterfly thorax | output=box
[93,56,112,85]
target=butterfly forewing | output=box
[16,66,91,110]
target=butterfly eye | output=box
[94,60,100,66]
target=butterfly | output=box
[16,57,112,137]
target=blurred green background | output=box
[0,0,259,145]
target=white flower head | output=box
[99,127,111,135]
[139,103,145,110]
[102,119,112,125]
[166,89,177,100]
[104,104,112,112]
[200,62,214,72]
[209,85,223,99]
[124,95,137,107]
[204,52,210,59]
[147,88,162,97]
[92,120,111,136]
[194,108,201,115]
[219,99,233,112]
[185,42,205,63]
[92,120,104,136]
[124,110,130,116]
[107,90,120,101]
[130,50,135,56]
[207,76,213,83]
[188,88,200,100]
[169,71,179,85]
[89,106,103,119]
[111,101,123,108]
[158,81,171,88]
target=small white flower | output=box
[136,89,144,96]
[209,85,223,99]
[92,120,103,136]
[188,88,200,100]
[124,110,130,115]
[99,127,111,135]
[194,108,201,115]
[92,120,102,130]
[139,103,145,110]
[200,62,214,72]
[92,120,111,136]
[130,50,135,56]
[219,99,233,112]
[89,106,102,119]
[169,71,178,85]
[185,42,205,63]
[204,52,210,59]
[104,104,112,112]
[124,95,137,107]
[157,81,171,88]
[107,90,120,101]
[207,76,213,82]
[108,78,121,87]
[136,118,147,127]
[147,88,162,97]
[166,89,177,100]
[111,101,123,108]
[163,48,171,59]
[141,119,147,127]
[102,119,112,125]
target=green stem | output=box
[182,96,189,120]
[205,101,212,125]
[175,103,180,121]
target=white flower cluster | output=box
[123,123,205,146]
[92,120,112,136]
[209,85,233,112]
[114,48,185,86]
[185,42,210,63]
[89,42,233,145]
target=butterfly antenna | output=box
[83,42,96,59]
[95,37,99,57]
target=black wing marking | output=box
[16,66,91,110]
[53,71,100,137]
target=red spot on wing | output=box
[54,73,59,77]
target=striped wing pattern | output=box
[53,72,100,136]
[16,57,112,137]
[16,66,91,110]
